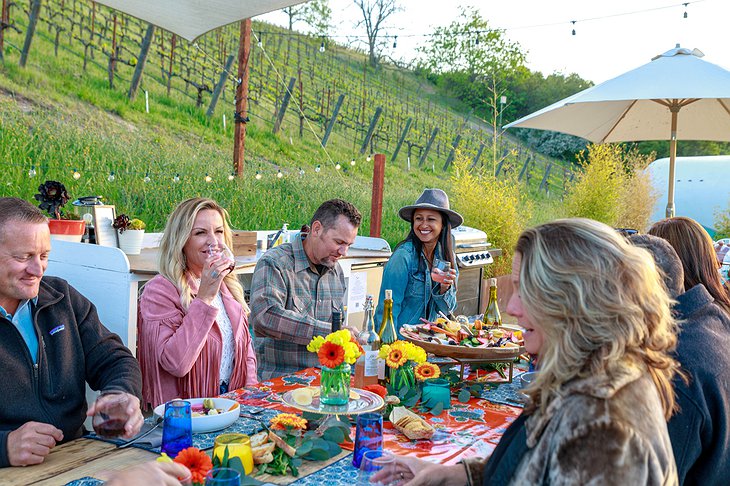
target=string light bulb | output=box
[205,173,213,183]
[28,166,36,177]
[276,169,283,178]
[315,164,321,173]
[683,2,688,18]
[228,173,235,181]
[298,167,305,177]
[144,172,151,183]
[392,36,398,49]
[335,162,341,170]
[350,158,356,166]
[571,20,576,36]
[73,169,81,180]
[319,38,325,53]
[173,174,180,183]
[366,154,371,162]
[257,32,263,48]
[108,171,115,182]
[255,171,262,180]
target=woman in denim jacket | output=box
[375,189,462,335]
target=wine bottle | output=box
[331,311,342,332]
[377,289,397,384]
[483,278,502,328]
[354,295,380,388]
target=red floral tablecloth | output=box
[226,366,523,465]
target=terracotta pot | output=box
[48,219,85,243]
[117,229,145,255]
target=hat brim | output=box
[398,203,463,228]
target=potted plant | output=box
[112,213,146,255]
[34,180,86,242]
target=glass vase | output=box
[390,365,416,395]
[320,363,351,406]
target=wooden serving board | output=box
[402,333,524,360]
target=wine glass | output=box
[208,241,236,273]
[92,391,130,438]
[430,258,451,284]
[357,450,396,486]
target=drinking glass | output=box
[208,241,236,274]
[92,391,130,438]
[161,400,192,458]
[430,258,451,284]
[213,433,254,475]
[205,467,241,486]
[357,450,396,486]
[353,413,383,468]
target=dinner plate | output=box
[280,388,384,415]
[153,397,240,434]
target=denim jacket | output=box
[374,240,458,335]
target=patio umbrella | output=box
[95,0,310,41]
[504,46,730,217]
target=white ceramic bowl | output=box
[153,398,240,434]
[518,371,539,389]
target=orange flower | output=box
[415,363,441,381]
[386,347,407,368]
[270,413,308,430]
[173,447,212,484]
[318,341,345,368]
[350,334,364,355]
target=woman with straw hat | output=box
[374,188,462,334]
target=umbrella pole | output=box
[665,107,679,218]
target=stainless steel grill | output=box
[451,225,493,316]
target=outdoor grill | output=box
[451,225,494,316]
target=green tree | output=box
[283,1,332,36]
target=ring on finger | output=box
[211,270,220,279]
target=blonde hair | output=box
[516,218,679,419]
[158,198,247,311]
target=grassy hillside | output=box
[0,0,570,246]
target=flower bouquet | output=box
[378,341,427,407]
[307,330,362,406]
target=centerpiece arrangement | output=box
[34,180,85,242]
[307,329,362,406]
[379,340,427,406]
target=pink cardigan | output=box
[137,275,257,408]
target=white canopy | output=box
[505,46,730,217]
[95,0,310,41]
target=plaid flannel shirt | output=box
[250,235,346,380]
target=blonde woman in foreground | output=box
[376,218,680,485]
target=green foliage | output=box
[715,203,730,239]
[450,152,532,276]
[563,144,657,231]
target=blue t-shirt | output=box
[0,298,39,363]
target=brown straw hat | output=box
[398,188,463,228]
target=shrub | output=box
[450,152,532,276]
[715,203,730,240]
[563,144,656,231]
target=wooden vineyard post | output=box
[107,14,117,89]
[470,142,486,169]
[370,153,386,238]
[233,18,252,177]
[518,155,531,181]
[360,107,382,154]
[128,23,155,100]
[419,127,439,168]
[0,0,8,63]
[442,134,462,171]
[19,0,41,67]
[273,77,296,134]
[391,117,412,164]
[539,162,552,193]
[321,94,345,148]
[166,34,176,95]
[207,54,234,118]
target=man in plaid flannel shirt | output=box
[250,199,362,380]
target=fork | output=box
[117,416,163,449]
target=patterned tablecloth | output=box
[68,363,526,485]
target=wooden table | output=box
[0,437,350,486]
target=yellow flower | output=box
[386,347,408,369]
[270,413,308,430]
[378,344,391,360]
[409,345,427,364]
[307,335,325,353]
[343,341,361,364]
[415,362,440,381]
[326,329,351,346]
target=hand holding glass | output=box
[208,242,236,275]
[358,450,396,486]
[92,391,131,438]
[431,259,452,284]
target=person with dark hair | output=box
[648,216,730,315]
[250,199,362,380]
[375,189,460,334]
[0,197,143,468]
[643,222,730,485]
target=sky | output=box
[260,0,730,85]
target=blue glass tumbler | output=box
[353,412,383,468]
[421,378,452,410]
[205,467,241,486]
[161,399,192,458]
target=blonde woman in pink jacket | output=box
[138,198,257,408]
